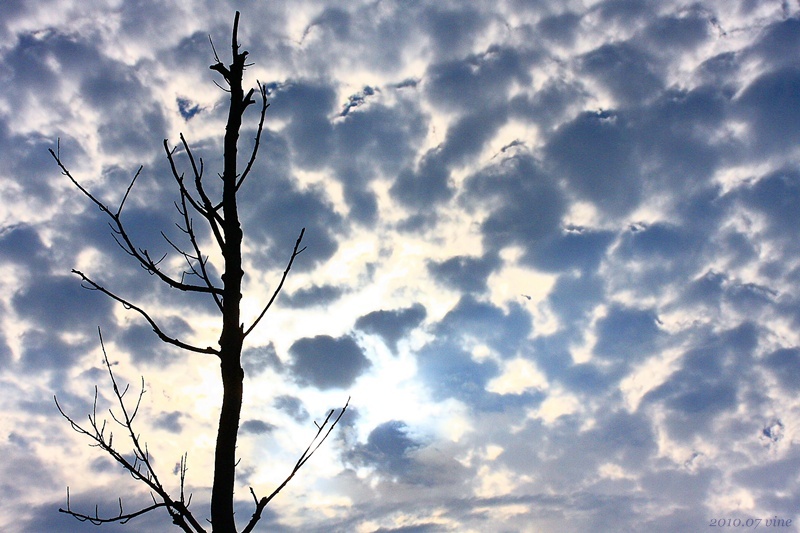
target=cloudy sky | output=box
[2,0,800,531]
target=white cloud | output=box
[2,1,800,531]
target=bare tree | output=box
[50,12,348,532]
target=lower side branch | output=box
[242,397,350,533]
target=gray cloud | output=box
[242,343,282,377]
[3,2,800,531]
[289,335,371,389]
[274,394,309,422]
[427,253,500,294]
[283,284,345,308]
[241,419,276,435]
[354,303,426,351]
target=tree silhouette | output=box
[50,12,348,532]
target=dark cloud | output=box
[614,222,704,286]
[680,269,727,309]
[0,334,10,370]
[283,284,345,308]
[241,419,276,435]
[390,147,454,209]
[347,420,422,477]
[435,296,531,357]
[735,168,800,242]
[333,95,426,222]
[641,11,710,51]
[80,62,167,157]
[593,0,654,25]
[153,411,183,433]
[643,322,759,440]
[639,468,715,509]
[748,16,800,70]
[334,93,425,176]
[635,86,728,187]
[390,105,508,210]
[6,131,85,206]
[116,319,192,366]
[763,348,800,392]
[545,110,640,216]
[12,275,114,333]
[734,447,800,493]
[372,525,445,533]
[547,273,606,327]
[5,30,87,108]
[307,6,352,40]
[289,335,371,389]
[345,420,468,490]
[0,223,48,272]
[242,343,282,377]
[537,12,582,45]
[465,153,565,255]
[354,304,426,350]
[422,7,489,59]
[266,81,336,169]
[274,394,310,422]
[243,172,342,271]
[510,77,588,129]
[425,45,534,112]
[427,253,500,293]
[736,67,800,154]
[579,42,663,106]
[22,492,178,532]
[528,227,615,273]
[3,27,165,162]
[696,51,740,87]
[17,329,95,375]
[0,0,27,41]
[416,340,499,406]
[593,304,662,363]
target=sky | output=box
[1,0,800,531]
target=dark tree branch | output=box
[236,83,269,192]
[71,269,220,356]
[242,397,350,533]
[243,228,306,338]
[56,12,349,532]
[167,184,224,312]
[163,139,225,250]
[117,166,143,217]
[179,134,225,227]
[55,329,207,532]
[49,147,223,297]
[60,491,178,528]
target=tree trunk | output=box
[211,11,249,533]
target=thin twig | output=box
[117,166,143,217]
[242,397,350,533]
[49,148,223,296]
[236,83,269,191]
[243,228,306,338]
[55,329,206,532]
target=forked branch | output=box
[242,397,350,533]
[55,329,206,532]
[49,145,223,298]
